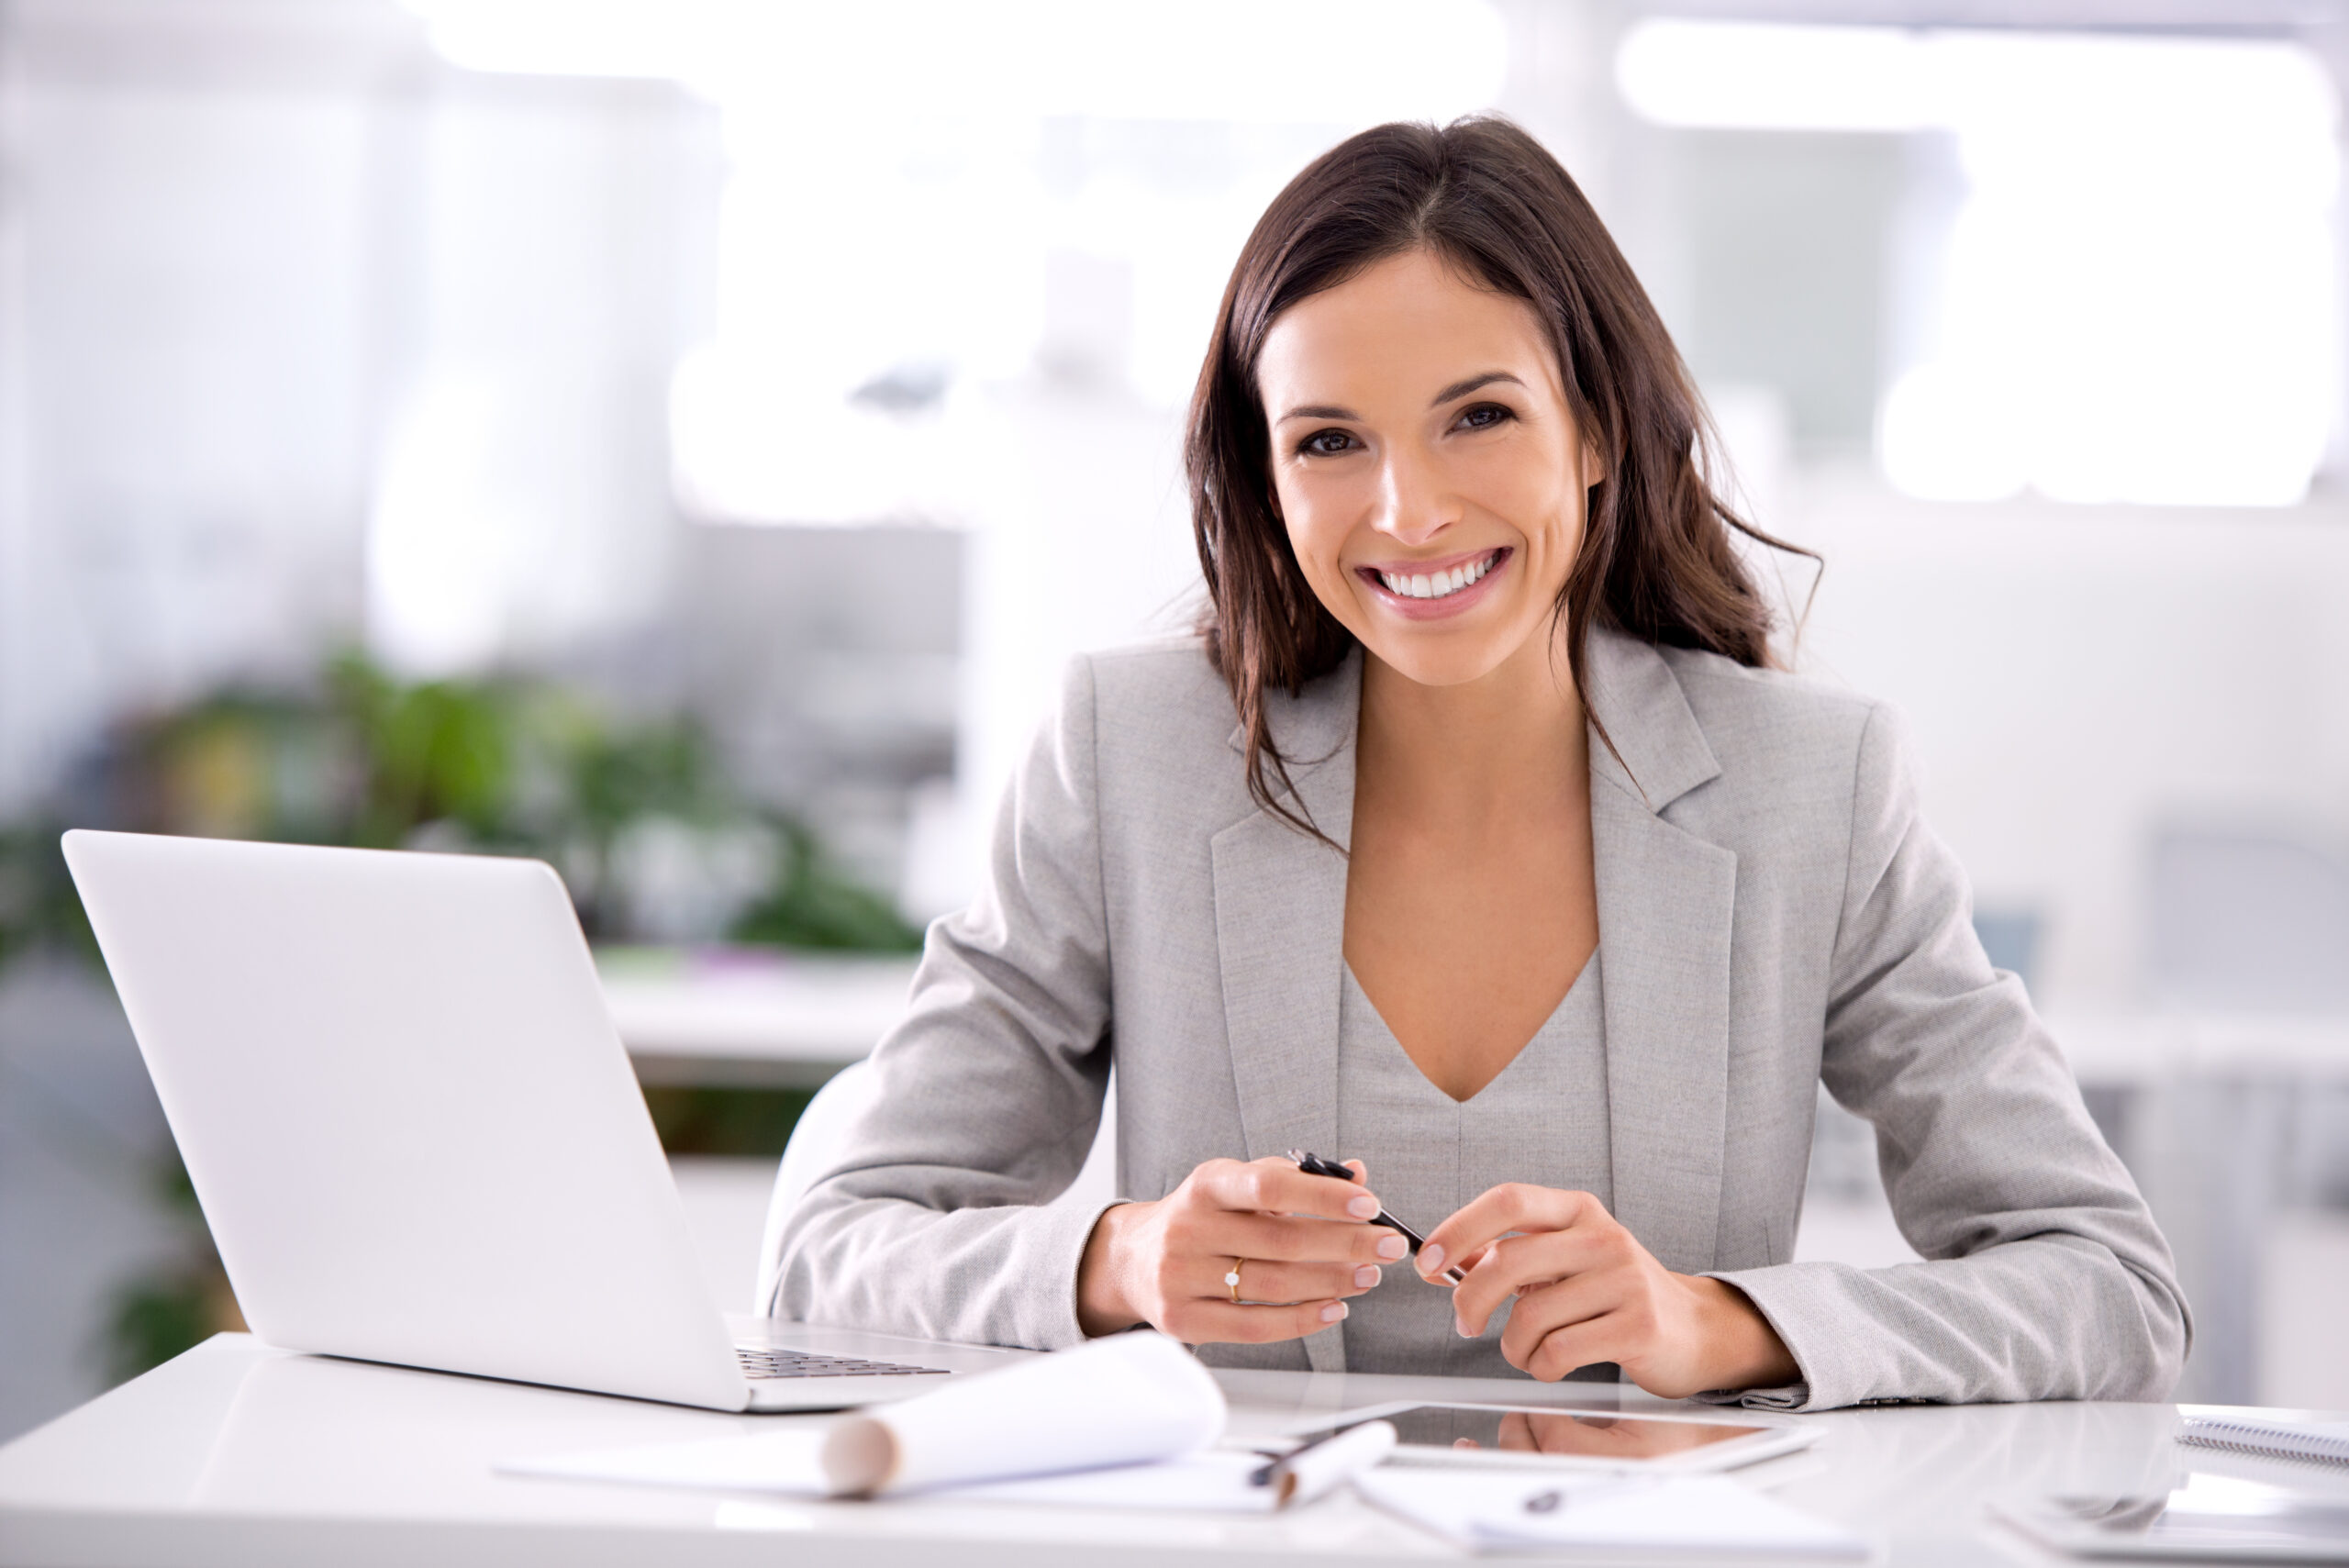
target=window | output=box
[1620,21,2339,506]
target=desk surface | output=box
[3,1334,2344,1568]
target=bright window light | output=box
[1619,22,1936,133]
[1619,22,2340,508]
[407,0,1505,126]
[406,0,1507,524]
[366,378,511,675]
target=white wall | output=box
[366,72,714,678]
[0,7,386,809]
[1781,468,2349,1010]
[0,0,715,810]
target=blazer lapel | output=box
[1206,634,1736,1356]
[1210,651,1359,1373]
[1584,631,1738,1275]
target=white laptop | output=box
[62,828,1025,1412]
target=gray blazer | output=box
[771,628,2189,1410]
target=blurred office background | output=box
[6,0,2349,1440]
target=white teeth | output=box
[1379,552,1496,600]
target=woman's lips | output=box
[1356,547,1510,620]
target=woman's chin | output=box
[1360,636,1520,691]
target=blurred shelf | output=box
[2051,1009,2349,1084]
[596,946,919,1089]
[593,954,2349,1093]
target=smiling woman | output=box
[768,117,2189,1412]
[1259,251,1610,1110]
[1264,266,1592,654]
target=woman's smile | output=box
[1355,545,1511,619]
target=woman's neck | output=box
[1355,620,1588,819]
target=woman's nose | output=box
[1373,446,1461,546]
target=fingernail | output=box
[1419,1243,1445,1273]
[1353,1264,1381,1289]
[1320,1301,1349,1323]
[1347,1195,1380,1220]
[1376,1233,1408,1261]
[1455,1317,1475,1339]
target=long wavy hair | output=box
[1187,115,1805,838]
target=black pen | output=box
[1248,1419,1358,1486]
[1289,1149,1468,1284]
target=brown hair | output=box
[1186,115,1806,837]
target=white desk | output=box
[5,1334,2343,1567]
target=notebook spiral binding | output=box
[2179,1418,2349,1467]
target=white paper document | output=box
[504,1331,1229,1500]
[945,1449,1283,1512]
[507,1426,831,1495]
[818,1328,1224,1495]
[507,1432,1281,1513]
[1355,1469,1871,1558]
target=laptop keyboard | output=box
[736,1347,952,1380]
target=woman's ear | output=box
[1578,433,1609,490]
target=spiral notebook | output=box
[2178,1415,2349,1467]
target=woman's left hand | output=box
[1418,1184,1798,1399]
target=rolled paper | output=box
[1275,1419,1397,1507]
[819,1330,1226,1497]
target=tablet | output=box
[1282,1403,1818,1473]
[1993,1475,2349,1562]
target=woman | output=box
[770,117,2188,1409]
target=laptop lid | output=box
[62,830,752,1412]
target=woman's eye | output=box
[1298,428,1357,457]
[1457,402,1514,431]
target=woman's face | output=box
[1256,247,1597,690]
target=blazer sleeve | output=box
[1705,702,2191,1411]
[765,656,1119,1349]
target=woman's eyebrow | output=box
[1277,373,1531,425]
[1431,371,1523,406]
[1276,372,1524,426]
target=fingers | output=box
[1450,1224,1625,1336]
[1194,1156,1382,1223]
[1137,1155,1407,1346]
[1121,1155,1399,1348]
[1166,1158,1400,1268]
[1418,1183,1604,1284]
[1497,1271,1632,1380]
[1518,1312,1629,1384]
[1162,1297,1350,1346]
[1174,1207,1407,1268]
[1130,1221,1390,1322]
[1205,1256,1381,1306]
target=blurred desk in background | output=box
[1796,1006,2349,1409]
[596,948,921,1316]
[2052,1010,2349,1412]
[2052,1009,2349,1085]
[597,948,921,1089]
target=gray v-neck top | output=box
[1335,951,1611,1379]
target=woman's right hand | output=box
[1075,1156,1408,1341]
